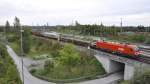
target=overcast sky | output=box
[0,0,150,26]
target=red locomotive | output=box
[96,40,141,56]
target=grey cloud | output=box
[0,0,150,26]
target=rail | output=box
[32,32,150,65]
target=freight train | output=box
[32,31,91,47]
[32,31,142,57]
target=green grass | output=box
[119,80,130,84]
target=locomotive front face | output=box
[127,45,141,56]
[134,51,141,56]
[133,46,141,56]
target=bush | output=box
[50,41,62,58]
[44,59,54,72]
[7,33,18,42]
[131,71,150,84]
[58,44,81,67]
[30,69,36,74]
[120,71,150,84]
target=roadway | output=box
[78,72,123,84]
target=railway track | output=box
[32,32,150,64]
[140,48,150,53]
[139,46,150,52]
[136,55,150,64]
[139,47,150,64]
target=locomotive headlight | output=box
[135,52,140,55]
[135,52,138,55]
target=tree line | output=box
[50,21,150,37]
[0,17,32,55]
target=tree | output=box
[13,17,21,36]
[22,28,32,54]
[58,44,81,67]
[137,25,145,32]
[5,21,10,33]
[75,21,80,26]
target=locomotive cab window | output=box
[134,47,139,51]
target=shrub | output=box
[131,71,150,84]
[7,34,18,42]
[58,44,81,67]
[120,71,150,84]
[44,59,54,72]
[30,69,36,74]
[50,41,62,58]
